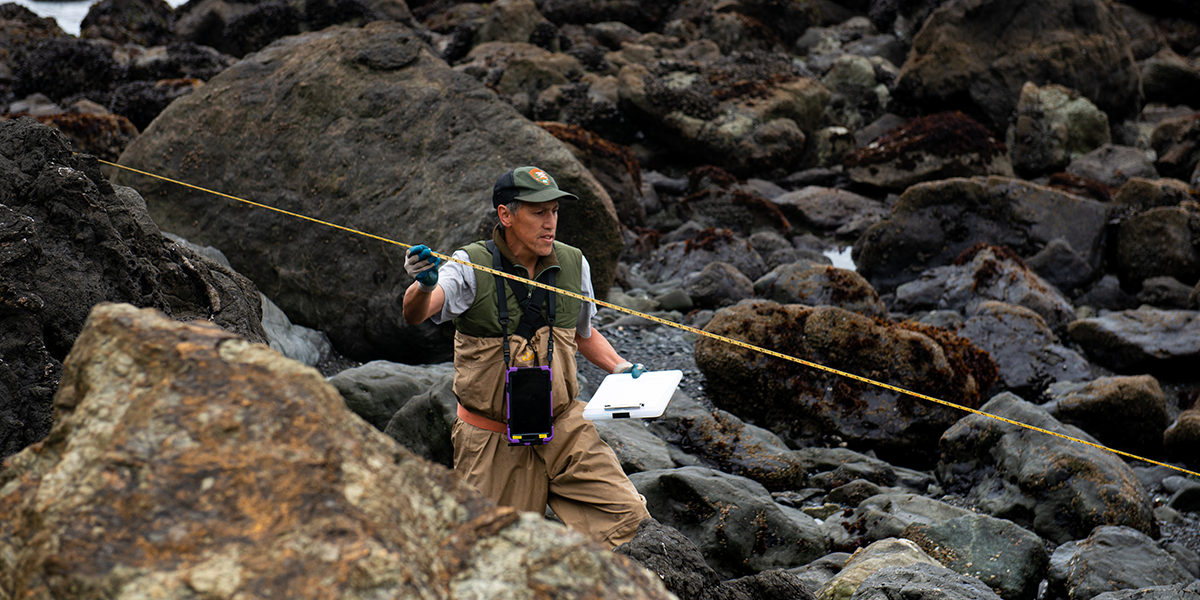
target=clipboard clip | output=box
[604,402,644,411]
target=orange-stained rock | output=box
[0,303,672,600]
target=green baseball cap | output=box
[492,166,578,208]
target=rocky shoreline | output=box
[3,0,1200,598]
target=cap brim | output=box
[516,187,577,203]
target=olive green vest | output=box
[453,228,583,339]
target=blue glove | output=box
[615,362,646,378]
[405,244,442,291]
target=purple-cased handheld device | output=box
[505,365,553,445]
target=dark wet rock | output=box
[118,22,622,364]
[1167,479,1200,512]
[11,38,122,106]
[1064,145,1159,191]
[0,303,672,599]
[28,111,139,162]
[938,393,1158,545]
[755,263,887,318]
[956,301,1091,401]
[854,177,1109,293]
[773,186,888,239]
[695,301,997,466]
[616,518,816,600]
[381,365,456,468]
[1069,307,1200,374]
[110,78,204,132]
[663,0,820,54]
[1048,526,1195,600]
[822,492,970,552]
[1026,237,1097,296]
[850,562,1004,600]
[904,513,1048,600]
[617,53,830,176]
[815,538,944,600]
[1142,47,1200,109]
[1164,407,1200,468]
[0,4,68,97]
[1075,274,1140,312]
[684,261,755,309]
[1091,582,1200,600]
[892,0,1139,130]
[0,117,266,458]
[843,111,1012,191]
[327,360,452,431]
[1042,375,1169,461]
[819,53,890,132]
[641,228,768,283]
[80,0,175,47]
[674,171,792,236]
[630,466,829,579]
[472,0,557,49]
[1151,114,1200,180]
[892,245,1077,333]
[1006,82,1110,178]
[595,418,675,474]
[1115,203,1200,289]
[1138,275,1196,309]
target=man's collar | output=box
[492,224,560,276]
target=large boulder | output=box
[903,513,1049,600]
[0,303,674,599]
[816,538,944,600]
[0,117,266,459]
[695,301,997,466]
[772,186,889,240]
[630,466,829,579]
[1048,526,1196,600]
[850,562,1004,600]
[892,0,1139,129]
[79,0,175,46]
[116,22,623,364]
[822,493,971,552]
[937,393,1158,545]
[1067,307,1200,373]
[853,177,1109,293]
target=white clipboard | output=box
[582,369,682,420]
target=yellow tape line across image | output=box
[100,158,1200,479]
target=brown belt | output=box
[457,403,507,434]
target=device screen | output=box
[507,367,552,438]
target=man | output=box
[401,166,650,548]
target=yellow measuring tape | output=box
[100,158,1200,479]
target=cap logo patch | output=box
[529,168,551,185]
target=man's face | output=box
[503,200,559,258]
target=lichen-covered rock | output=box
[756,263,887,318]
[854,177,1108,293]
[904,513,1049,600]
[892,0,1139,129]
[641,228,768,283]
[1007,82,1110,178]
[0,117,266,459]
[1064,144,1158,190]
[816,538,943,600]
[849,562,1004,600]
[695,301,997,465]
[0,303,674,599]
[822,493,971,552]
[117,22,622,364]
[79,0,175,46]
[844,111,1013,191]
[937,393,1158,545]
[618,53,830,176]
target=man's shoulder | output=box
[553,240,583,262]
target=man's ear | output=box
[497,205,512,227]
